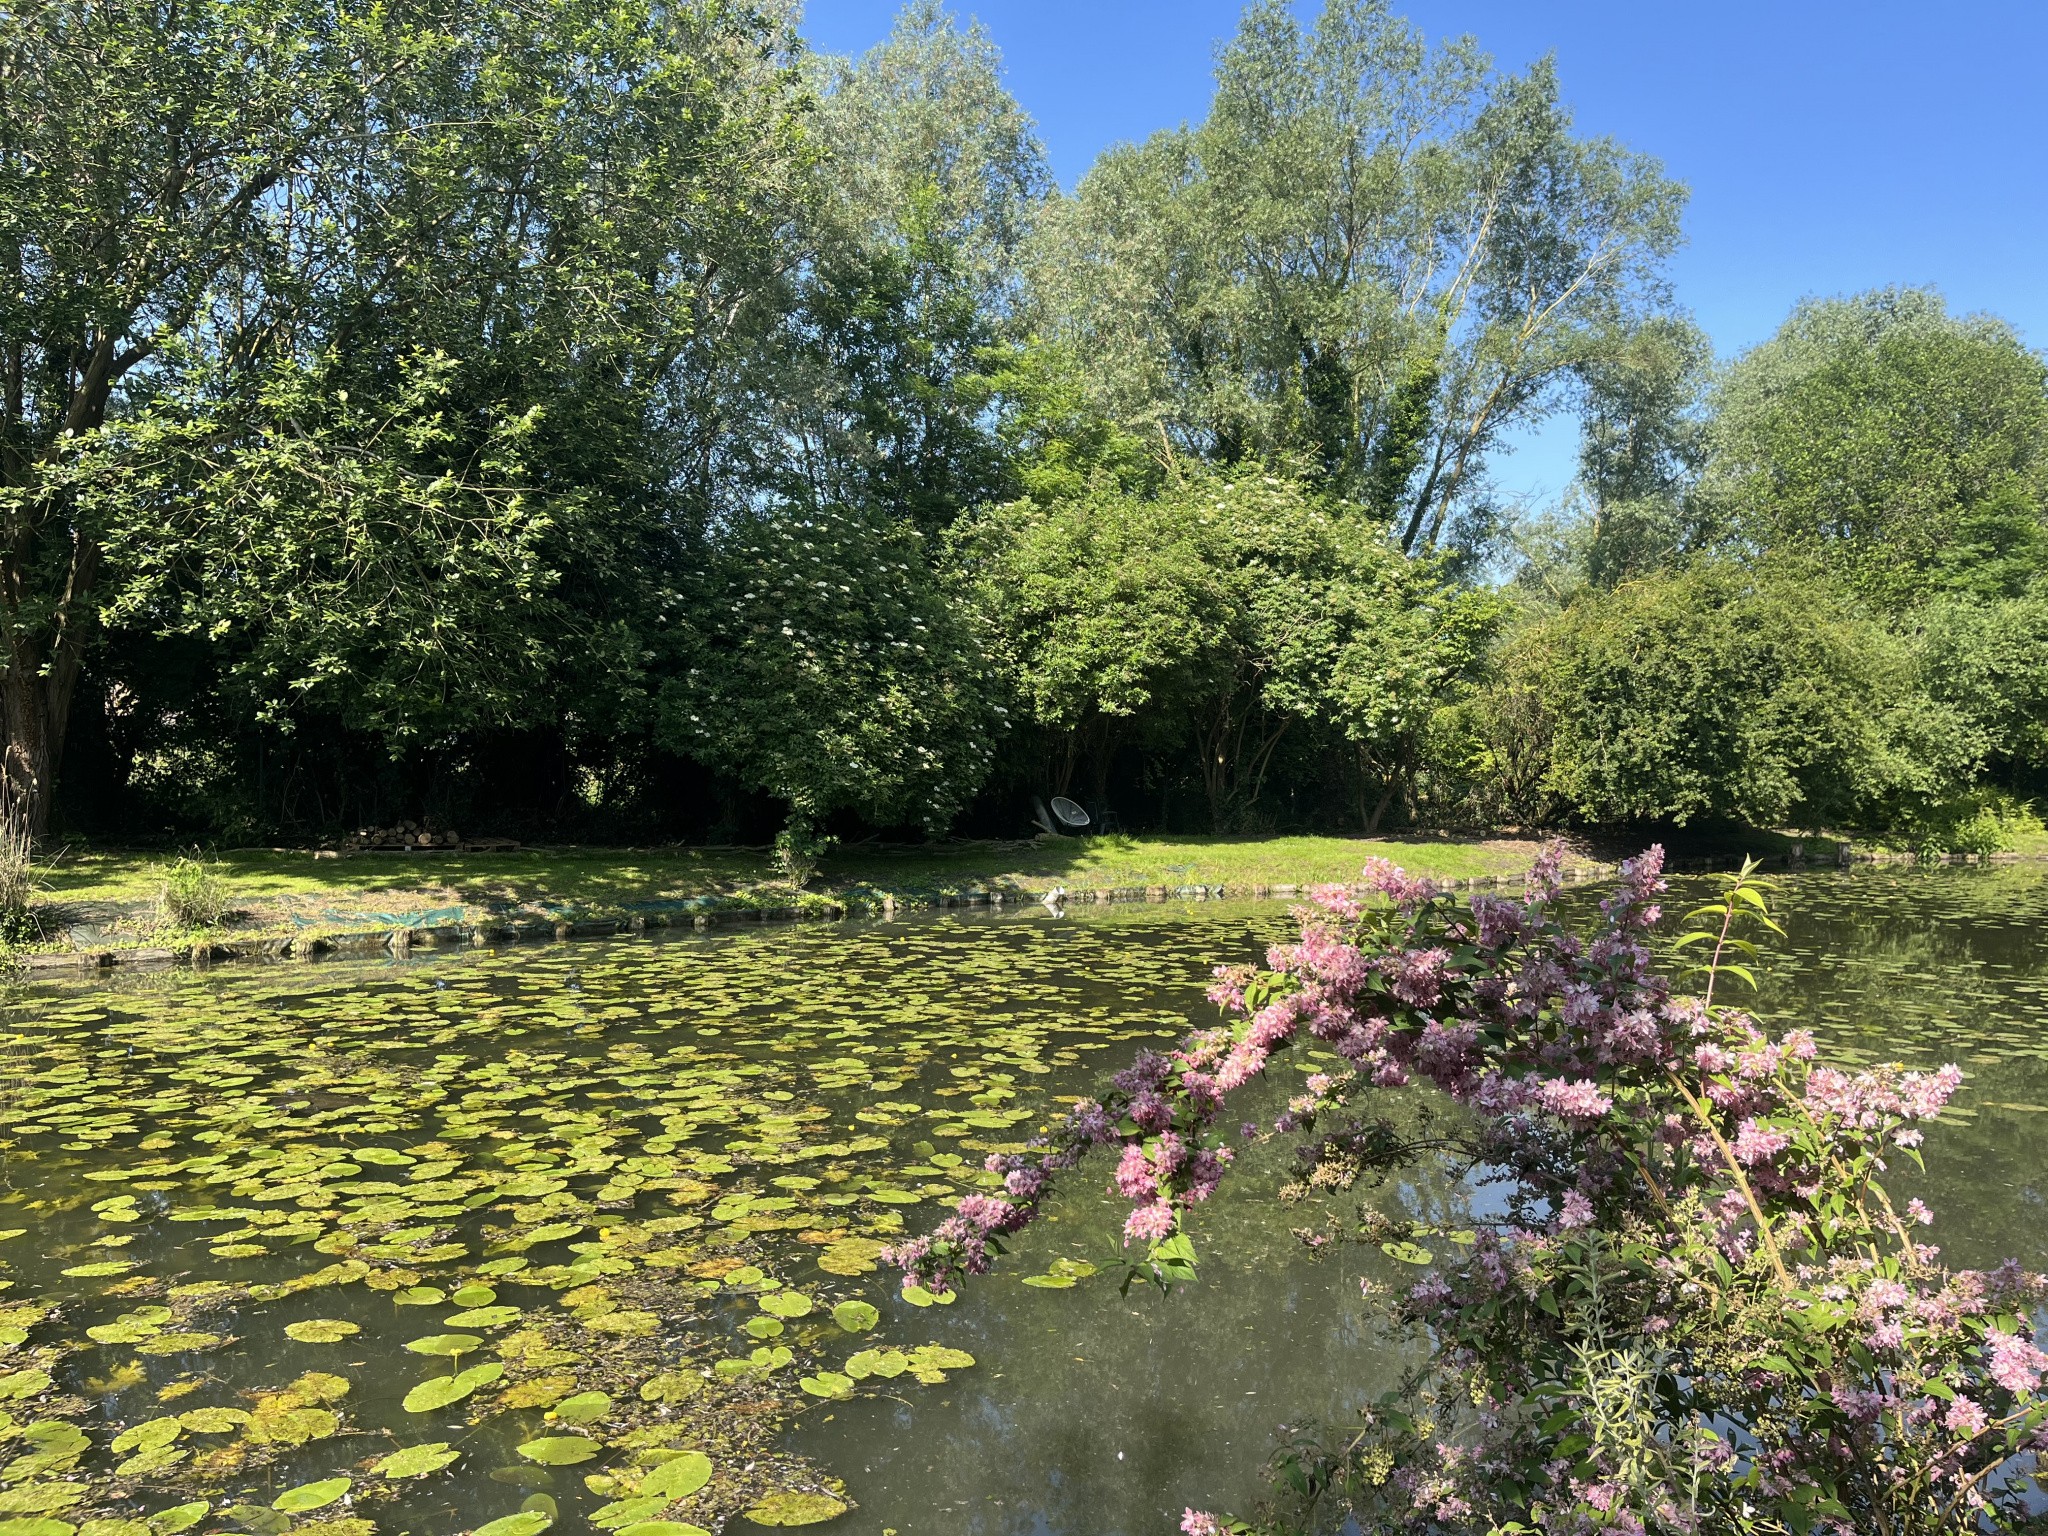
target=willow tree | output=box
[1029,0,1687,554]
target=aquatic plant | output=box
[895,848,2048,1533]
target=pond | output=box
[1,862,2045,1536]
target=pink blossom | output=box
[1535,1076,1613,1121]
[1556,1190,1595,1229]
[1985,1328,2048,1395]
[1731,1118,1791,1166]
[1181,1513,1227,1536]
[1123,1201,1175,1245]
[1945,1396,1989,1437]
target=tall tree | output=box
[1701,287,2048,603]
[1030,0,1686,554]
[746,1,1052,529]
[1,0,811,832]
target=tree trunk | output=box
[1,663,56,836]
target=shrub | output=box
[1900,789,2045,858]
[893,850,2048,1535]
[155,855,230,929]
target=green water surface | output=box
[0,864,2043,1536]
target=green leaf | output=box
[637,1451,712,1499]
[516,1437,601,1466]
[375,1442,461,1478]
[550,1391,611,1425]
[283,1319,360,1343]
[271,1478,350,1513]
[829,1301,878,1332]
[471,1516,552,1536]
[405,1333,484,1356]
[1379,1240,1434,1265]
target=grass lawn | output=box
[20,833,1577,957]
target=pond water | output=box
[0,863,2045,1536]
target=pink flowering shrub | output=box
[889,847,2048,1533]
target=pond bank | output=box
[11,831,2040,976]
[9,835,1579,975]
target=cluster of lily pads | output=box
[0,915,1243,1536]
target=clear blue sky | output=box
[801,0,2048,506]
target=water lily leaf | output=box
[799,1372,853,1399]
[394,1287,447,1307]
[1020,1274,1075,1288]
[134,1333,223,1356]
[58,1262,133,1278]
[844,1349,906,1380]
[0,1520,76,1536]
[110,1417,183,1453]
[617,1526,709,1536]
[741,1492,849,1526]
[145,1506,208,1534]
[374,1442,460,1478]
[0,1487,86,1515]
[637,1451,711,1499]
[1379,1240,1435,1265]
[471,1516,552,1536]
[405,1333,484,1356]
[0,1371,49,1401]
[449,1285,497,1307]
[743,1317,784,1340]
[284,1319,360,1343]
[829,1301,878,1332]
[756,1291,813,1319]
[352,1148,415,1166]
[515,1436,600,1466]
[549,1391,610,1425]
[402,1361,504,1413]
[445,1305,522,1329]
[178,1408,251,1433]
[637,1372,701,1404]
[271,1479,350,1513]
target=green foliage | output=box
[658,504,1001,832]
[1895,789,2045,858]
[1031,0,1687,552]
[154,855,230,929]
[1916,586,2048,791]
[964,470,1496,827]
[1702,288,2048,602]
[1517,563,1950,828]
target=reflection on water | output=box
[796,863,2048,1535]
[0,863,2045,1534]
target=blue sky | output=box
[801,0,2048,506]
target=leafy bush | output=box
[1518,562,1953,828]
[155,856,230,929]
[893,851,2048,1534]
[772,820,838,888]
[1900,789,2045,858]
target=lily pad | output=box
[471,1516,552,1536]
[549,1391,611,1425]
[405,1333,485,1356]
[284,1319,360,1343]
[637,1451,712,1499]
[741,1492,849,1526]
[515,1436,601,1466]
[402,1361,504,1413]
[375,1442,461,1478]
[270,1478,350,1513]
[829,1301,878,1333]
